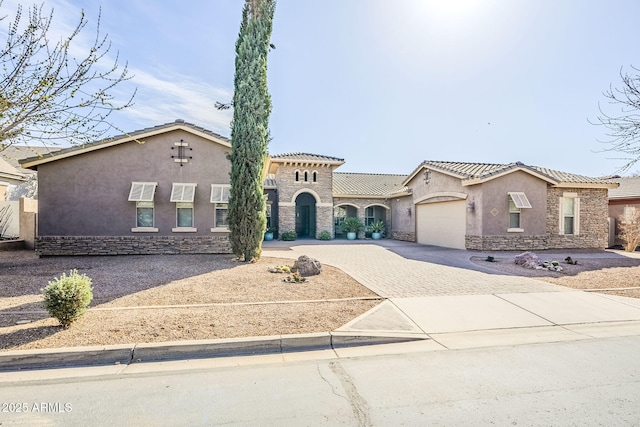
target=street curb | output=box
[0,332,428,371]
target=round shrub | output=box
[281,230,297,241]
[318,230,332,240]
[42,269,93,328]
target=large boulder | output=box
[293,255,322,277]
[514,251,539,267]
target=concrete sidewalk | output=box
[3,242,640,371]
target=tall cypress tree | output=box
[228,0,276,261]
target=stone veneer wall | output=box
[36,235,232,256]
[466,187,610,251]
[391,231,415,242]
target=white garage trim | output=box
[414,192,467,204]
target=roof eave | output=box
[20,123,231,170]
[552,181,619,189]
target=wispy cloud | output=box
[126,67,233,136]
[1,0,235,137]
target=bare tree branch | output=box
[0,2,136,152]
[591,65,640,172]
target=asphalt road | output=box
[2,335,640,426]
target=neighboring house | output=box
[607,176,640,247]
[20,120,618,255]
[1,145,61,200]
[0,156,26,201]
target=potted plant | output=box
[341,217,364,240]
[264,226,276,241]
[368,220,385,240]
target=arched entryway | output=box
[295,192,317,237]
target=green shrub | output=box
[281,230,297,241]
[42,269,93,328]
[318,230,332,240]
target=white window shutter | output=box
[171,183,197,202]
[129,182,157,202]
[210,185,230,203]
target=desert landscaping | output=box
[1,248,640,352]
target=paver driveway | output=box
[263,242,568,298]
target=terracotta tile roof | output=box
[412,161,616,186]
[269,152,345,163]
[333,172,408,197]
[607,176,640,199]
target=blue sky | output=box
[4,0,640,177]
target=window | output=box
[559,193,580,235]
[128,182,158,232]
[312,171,317,183]
[509,200,521,229]
[304,171,309,182]
[210,185,230,230]
[136,201,154,228]
[365,207,375,226]
[507,192,531,232]
[171,183,197,232]
[334,206,347,229]
[265,203,272,228]
[176,202,194,227]
[563,197,575,235]
[295,170,300,182]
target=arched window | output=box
[312,171,317,182]
[295,170,300,182]
[304,171,309,182]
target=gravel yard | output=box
[2,248,639,352]
[470,251,640,298]
[0,251,380,351]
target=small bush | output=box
[281,230,297,241]
[42,269,93,328]
[318,230,332,240]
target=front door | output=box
[296,205,310,237]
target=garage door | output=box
[416,200,466,249]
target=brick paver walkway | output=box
[263,244,569,298]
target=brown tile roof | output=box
[410,161,616,186]
[333,172,408,197]
[607,176,640,199]
[270,152,345,164]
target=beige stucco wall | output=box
[477,171,548,236]
[37,129,232,237]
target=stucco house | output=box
[0,156,26,201]
[20,120,617,255]
[607,176,640,247]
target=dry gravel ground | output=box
[2,249,640,352]
[470,251,640,298]
[0,251,379,351]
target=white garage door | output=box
[416,200,466,249]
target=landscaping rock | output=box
[514,251,539,266]
[293,255,322,277]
